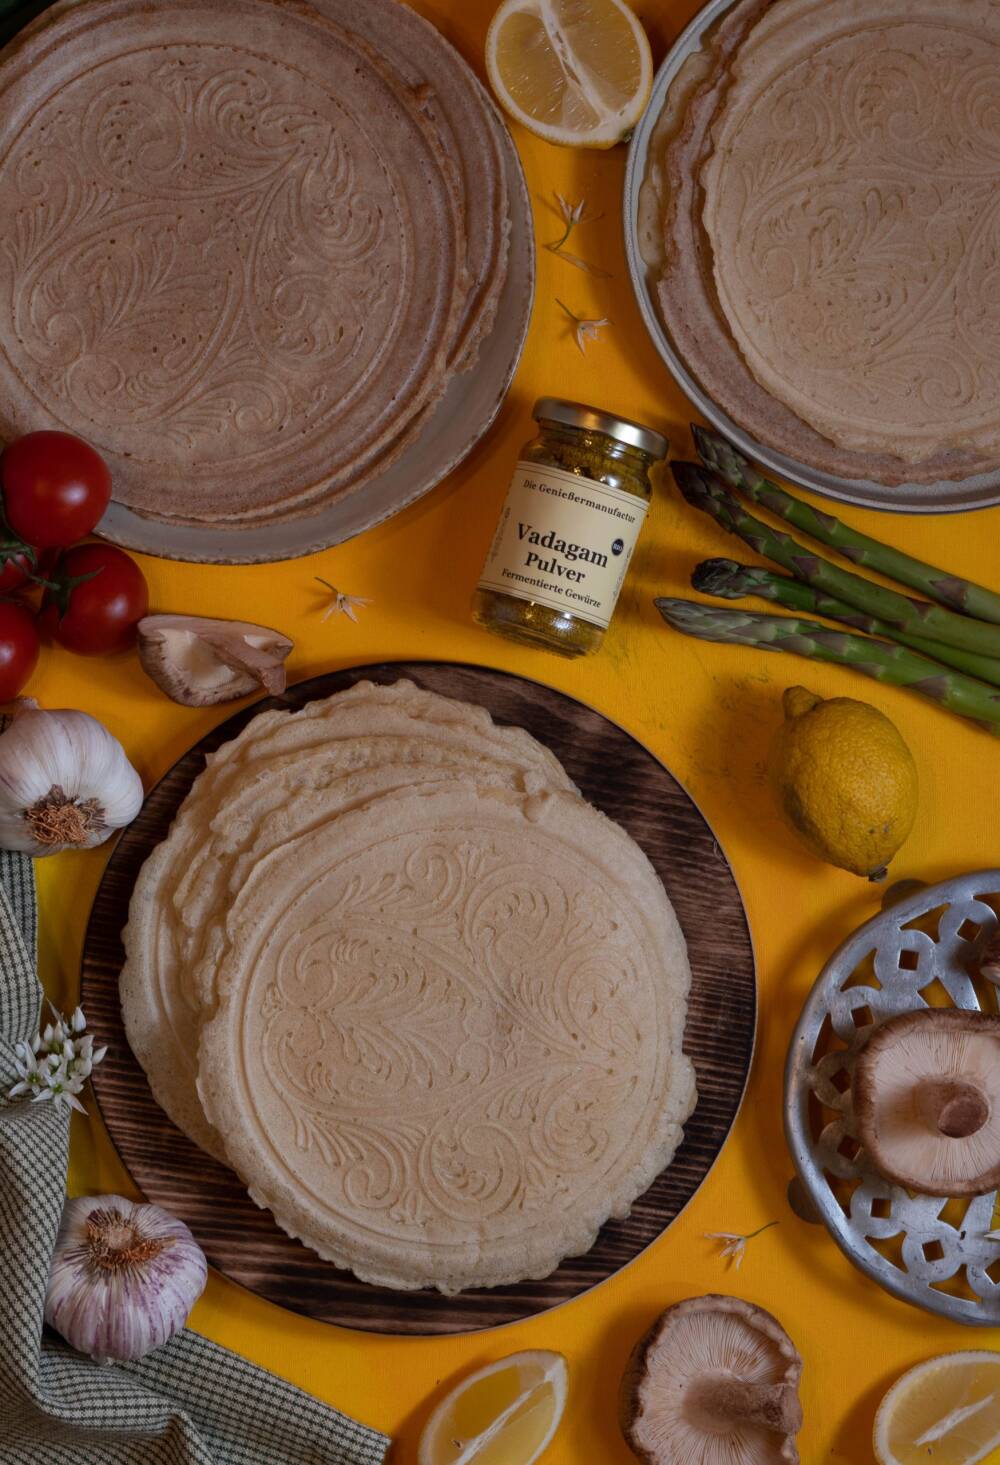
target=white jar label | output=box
[477,461,649,631]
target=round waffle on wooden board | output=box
[82,663,756,1335]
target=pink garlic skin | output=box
[45,1194,207,1363]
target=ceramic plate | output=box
[623,0,1000,515]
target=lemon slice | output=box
[874,1352,1000,1465]
[485,0,652,149]
[417,1350,568,1465]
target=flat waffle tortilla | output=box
[0,0,467,523]
[196,784,695,1293]
[311,0,509,374]
[702,0,1000,464]
[652,0,999,485]
[125,0,513,529]
[121,683,575,1161]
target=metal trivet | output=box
[785,870,1000,1325]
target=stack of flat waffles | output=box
[121,681,696,1295]
[0,0,509,525]
[639,0,1000,487]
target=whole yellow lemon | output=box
[769,686,918,879]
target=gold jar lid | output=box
[533,397,669,460]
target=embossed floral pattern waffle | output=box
[643,0,1000,487]
[0,0,509,527]
[121,682,697,1293]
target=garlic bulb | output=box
[45,1195,207,1363]
[0,704,143,855]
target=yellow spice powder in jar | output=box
[473,398,668,657]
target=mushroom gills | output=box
[621,1294,803,1463]
[688,1375,803,1435]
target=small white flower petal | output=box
[71,1007,87,1033]
[545,245,611,278]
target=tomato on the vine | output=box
[0,600,40,701]
[40,543,148,656]
[1,431,112,548]
[0,544,35,594]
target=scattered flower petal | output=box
[315,577,372,625]
[544,245,611,278]
[556,299,611,356]
[705,1220,778,1269]
[545,193,609,278]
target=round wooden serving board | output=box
[81,662,756,1335]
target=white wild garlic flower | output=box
[704,1220,779,1269]
[8,1004,106,1116]
[546,194,610,277]
[556,299,611,355]
[315,577,372,624]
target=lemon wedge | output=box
[874,1352,1000,1465]
[485,0,652,148]
[417,1350,568,1465]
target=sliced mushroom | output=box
[854,1008,1000,1196]
[620,1294,803,1463]
[137,615,293,707]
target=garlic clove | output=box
[45,1195,207,1363]
[137,614,294,706]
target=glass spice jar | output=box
[472,398,668,658]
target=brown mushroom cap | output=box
[853,1008,1000,1196]
[620,1294,803,1464]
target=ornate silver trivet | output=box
[785,870,1000,1325]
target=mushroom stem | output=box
[693,1377,804,1435]
[917,1078,990,1139]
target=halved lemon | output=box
[874,1351,1000,1465]
[485,0,652,149]
[417,1349,568,1465]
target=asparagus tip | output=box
[691,558,748,598]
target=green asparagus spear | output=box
[672,461,1000,659]
[653,597,1000,734]
[692,558,1000,686]
[693,426,1000,625]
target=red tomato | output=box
[2,431,112,548]
[0,545,35,594]
[40,543,148,655]
[0,600,40,701]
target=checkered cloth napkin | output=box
[0,848,390,1465]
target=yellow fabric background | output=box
[33,0,1000,1458]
